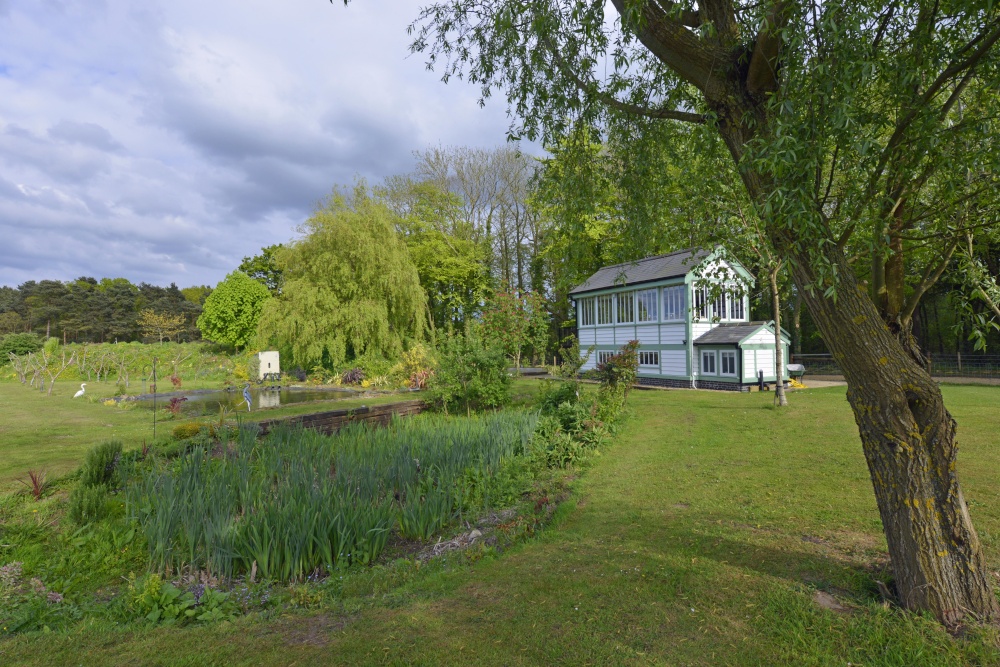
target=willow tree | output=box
[256,186,427,369]
[409,0,1000,624]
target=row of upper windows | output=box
[578,285,746,326]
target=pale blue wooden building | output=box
[570,247,790,391]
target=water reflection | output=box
[137,387,358,416]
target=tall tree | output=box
[414,145,540,292]
[379,178,490,331]
[238,244,285,296]
[411,0,1000,623]
[197,272,272,350]
[256,186,427,369]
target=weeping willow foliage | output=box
[257,186,427,368]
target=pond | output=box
[132,387,360,417]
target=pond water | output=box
[133,387,359,417]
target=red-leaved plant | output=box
[166,396,189,414]
[19,470,47,501]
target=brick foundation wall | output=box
[636,377,748,392]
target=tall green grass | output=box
[124,412,537,581]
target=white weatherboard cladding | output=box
[661,350,687,376]
[756,349,775,378]
[691,322,714,339]
[660,323,686,345]
[635,325,658,345]
[595,328,615,345]
[578,329,596,346]
[742,329,777,345]
[743,350,757,379]
[580,354,597,371]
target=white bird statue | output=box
[73,383,87,399]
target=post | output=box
[152,357,157,440]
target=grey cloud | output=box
[1,124,113,183]
[48,120,124,152]
[0,0,520,288]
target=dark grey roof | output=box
[693,322,772,345]
[569,248,711,296]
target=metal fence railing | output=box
[790,353,1000,379]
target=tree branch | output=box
[900,241,956,326]
[610,0,728,96]
[747,0,790,95]
[853,18,1000,221]
[541,37,706,124]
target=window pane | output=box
[692,287,708,320]
[616,292,634,323]
[720,350,736,375]
[597,295,613,324]
[580,298,595,326]
[638,350,659,366]
[702,351,716,374]
[637,289,657,322]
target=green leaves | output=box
[255,185,427,370]
[196,271,272,351]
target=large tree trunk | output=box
[702,74,1000,625]
[788,253,999,625]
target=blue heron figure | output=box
[242,383,252,412]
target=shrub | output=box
[538,379,580,414]
[595,340,639,423]
[80,441,123,488]
[289,367,307,382]
[390,343,435,388]
[341,367,365,385]
[68,484,110,524]
[172,423,202,440]
[427,328,511,415]
[0,333,43,364]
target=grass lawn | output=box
[0,380,427,492]
[2,384,999,665]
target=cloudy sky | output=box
[0,0,517,288]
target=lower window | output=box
[638,351,659,366]
[701,350,716,374]
[597,350,615,365]
[720,350,737,376]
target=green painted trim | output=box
[696,344,739,351]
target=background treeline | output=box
[0,279,210,344]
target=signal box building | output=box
[570,247,790,391]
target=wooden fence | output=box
[255,399,427,436]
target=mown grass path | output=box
[3,386,999,665]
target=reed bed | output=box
[124,411,537,582]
